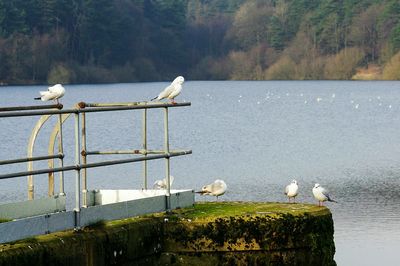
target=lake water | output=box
[0,81,399,265]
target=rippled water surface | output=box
[1,81,400,265]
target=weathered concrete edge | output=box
[0,190,194,244]
[0,202,335,266]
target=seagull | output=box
[153,175,174,190]
[196,179,227,200]
[34,84,65,104]
[285,180,299,203]
[312,183,337,206]
[151,76,184,104]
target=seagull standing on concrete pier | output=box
[196,179,227,200]
[151,76,184,104]
[153,175,174,189]
[34,84,65,104]
[285,180,299,203]
[312,183,337,206]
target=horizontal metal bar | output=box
[82,102,144,107]
[85,149,185,155]
[0,154,63,165]
[82,150,192,169]
[0,102,191,118]
[78,102,191,113]
[0,150,192,180]
[0,109,78,118]
[0,104,62,112]
[0,165,77,180]
[85,150,142,155]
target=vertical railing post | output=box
[81,112,88,207]
[74,112,81,229]
[57,113,65,196]
[164,107,171,211]
[27,177,34,200]
[142,108,148,189]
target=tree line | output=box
[0,0,400,84]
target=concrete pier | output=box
[0,202,335,266]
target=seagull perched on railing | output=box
[312,183,337,206]
[34,84,65,104]
[153,175,174,190]
[151,76,184,104]
[285,180,299,203]
[196,179,227,200]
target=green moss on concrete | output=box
[0,202,336,266]
[0,216,164,266]
[168,201,329,220]
[163,202,335,266]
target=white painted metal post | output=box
[81,112,88,207]
[142,109,148,189]
[74,112,81,229]
[164,107,171,210]
[57,113,65,196]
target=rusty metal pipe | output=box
[84,149,184,155]
[81,112,88,207]
[0,154,63,165]
[164,107,171,210]
[0,104,62,112]
[74,112,81,229]
[143,109,148,189]
[0,151,192,180]
[0,102,191,118]
[57,113,65,196]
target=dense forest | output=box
[1,0,400,84]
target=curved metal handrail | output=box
[27,115,52,200]
[48,113,71,196]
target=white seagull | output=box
[196,179,227,200]
[34,84,65,104]
[312,183,337,206]
[153,175,174,190]
[285,180,299,203]
[151,76,184,104]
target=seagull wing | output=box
[321,187,337,202]
[167,84,182,99]
[157,84,174,100]
[161,175,174,187]
[46,84,65,100]
[211,180,227,196]
[39,91,57,101]
[321,187,329,197]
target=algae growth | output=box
[167,201,329,220]
[162,202,336,265]
[0,202,336,265]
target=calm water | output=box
[1,81,400,265]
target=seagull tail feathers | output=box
[34,97,41,100]
[328,198,338,203]
[150,96,157,101]
[195,191,205,194]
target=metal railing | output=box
[0,101,191,228]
